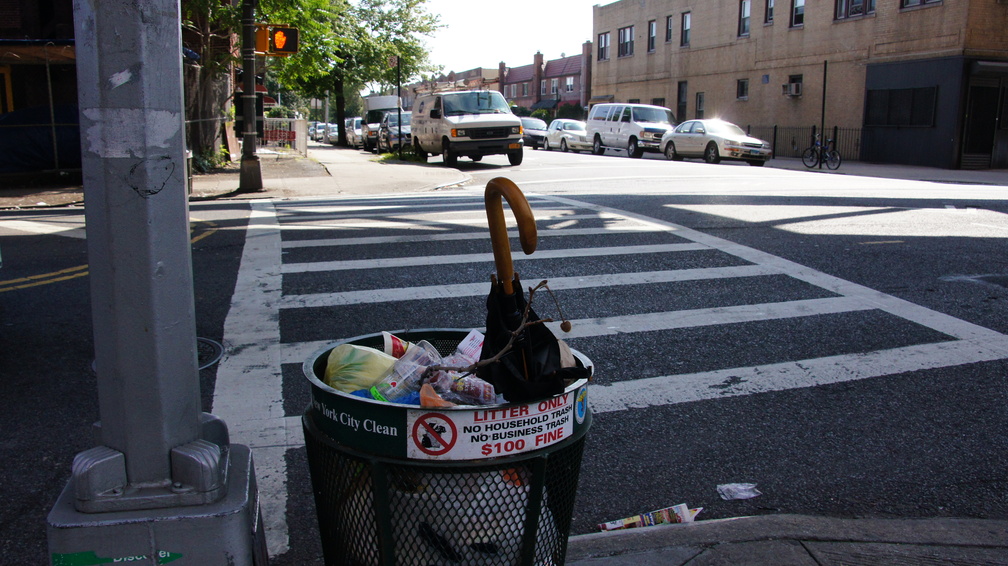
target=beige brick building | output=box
[591,0,1008,168]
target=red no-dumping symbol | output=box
[411,413,457,456]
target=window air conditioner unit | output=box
[782,83,802,97]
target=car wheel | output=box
[442,144,458,167]
[471,155,482,162]
[704,142,721,164]
[748,160,765,167]
[507,149,523,166]
[628,138,643,158]
[593,136,604,155]
[664,142,677,161]
[560,139,569,153]
[414,139,427,162]
[543,139,551,151]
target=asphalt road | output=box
[2,147,1007,564]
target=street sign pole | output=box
[239,0,263,192]
[48,2,266,564]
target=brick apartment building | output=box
[499,44,593,113]
[591,0,1008,169]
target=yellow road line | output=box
[0,221,220,293]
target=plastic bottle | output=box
[369,340,440,402]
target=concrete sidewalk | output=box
[566,514,1008,565]
[0,144,471,209]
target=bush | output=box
[530,109,553,122]
[557,102,585,120]
[511,106,531,117]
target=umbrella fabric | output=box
[477,274,591,403]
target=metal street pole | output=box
[820,60,827,169]
[239,0,263,192]
[48,2,266,564]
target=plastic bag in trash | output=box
[323,343,396,393]
[375,469,560,565]
[717,483,762,500]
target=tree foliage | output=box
[181,0,441,151]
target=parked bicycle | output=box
[801,134,842,170]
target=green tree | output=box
[181,0,241,169]
[264,0,441,146]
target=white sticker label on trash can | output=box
[406,392,576,460]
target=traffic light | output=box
[269,27,299,54]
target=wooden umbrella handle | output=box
[485,177,537,294]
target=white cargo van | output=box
[362,95,401,153]
[585,102,676,158]
[411,89,524,166]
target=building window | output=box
[551,78,558,95]
[647,20,657,52]
[540,80,546,95]
[522,82,528,96]
[628,99,641,104]
[737,79,749,99]
[510,84,517,98]
[677,81,688,122]
[598,32,610,60]
[565,76,574,92]
[666,15,675,42]
[652,97,666,107]
[836,0,875,19]
[865,86,937,126]
[618,25,635,57]
[739,0,751,36]
[766,0,775,23]
[681,12,691,46]
[695,92,705,119]
[791,0,804,27]
[901,0,941,7]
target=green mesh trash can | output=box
[302,329,592,566]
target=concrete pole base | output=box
[238,155,264,193]
[47,444,268,566]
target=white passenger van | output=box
[585,102,676,158]
[411,88,524,166]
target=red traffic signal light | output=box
[269,27,299,54]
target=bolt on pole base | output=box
[48,444,268,566]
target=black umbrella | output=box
[477,177,591,403]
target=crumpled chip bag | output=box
[324,343,397,393]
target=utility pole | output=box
[239,0,263,192]
[48,2,267,564]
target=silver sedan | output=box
[544,119,592,153]
[661,119,772,166]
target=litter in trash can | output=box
[717,483,762,500]
[303,329,592,565]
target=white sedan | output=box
[661,119,772,166]
[544,119,592,153]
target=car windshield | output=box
[707,121,747,137]
[365,109,387,123]
[387,112,411,126]
[632,107,674,125]
[442,91,512,115]
[565,121,586,131]
[522,118,547,130]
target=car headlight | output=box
[512,126,522,134]
[452,128,466,137]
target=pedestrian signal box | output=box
[255,25,299,56]
[270,27,298,54]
